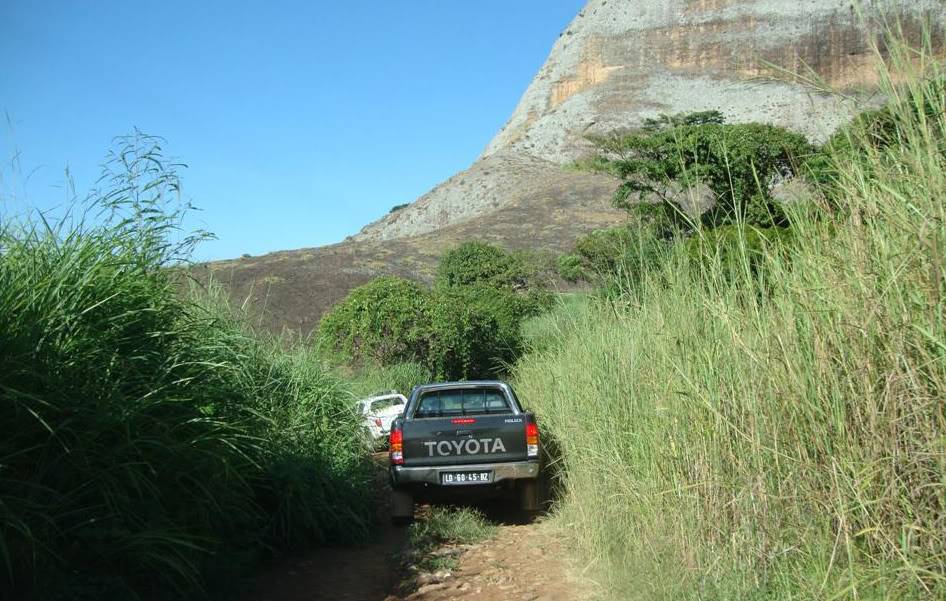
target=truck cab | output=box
[388,381,541,522]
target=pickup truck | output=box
[388,380,541,523]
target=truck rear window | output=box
[413,388,511,418]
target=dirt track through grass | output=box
[244,493,586,601]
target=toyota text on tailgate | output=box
[388,381,541,522]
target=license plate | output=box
[440,471,493,485]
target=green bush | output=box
[317,276,431,366]
[319,281,536,381]
[557,226,668,287]
[435,285,541,378]
[556,253,584,282]
[425,288,506,380]
[682,224,796,279]
[432,243,551,376]
[436,241,532,291]
[0,135,373,600]
[321,241,552,381]
[437,241,552,314]
[584,115,815,231]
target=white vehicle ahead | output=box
[356,393,408,440]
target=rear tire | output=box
[390,488,414,526]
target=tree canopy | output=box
[583,112,814,232]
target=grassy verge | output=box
[407,507,496,573]
[514,42,946,600]
[344,361,433,400]
[0,137,375,600]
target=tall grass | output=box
[0,135,374,600]
[514,40,946,600]
[345,361,433,399]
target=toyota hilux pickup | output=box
[388,381,541,522]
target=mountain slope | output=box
[208,0,944,335]
[356,0,943,241]
[196,168,618,335]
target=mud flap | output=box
[519,480,539,512]
[390,488,414,524]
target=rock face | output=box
[356,0,943,242]
[212,0,944,336]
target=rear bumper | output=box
[391,460,539,487]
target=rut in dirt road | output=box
[245,513,586,601]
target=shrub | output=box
[557,226,668,286]
[436,241,553,318]
[321,242,551,381]
[425,288,506,380]
[556,253,584,282]
[433,285,540,378]
[436,241,531,291]
[319,281,536,381]
[681,224,796,279]
[317,276,431,366]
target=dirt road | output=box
[390,518,587,601]
[245,509,587,601]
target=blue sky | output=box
[1,1,584,261]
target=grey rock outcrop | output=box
[356,0,943,242]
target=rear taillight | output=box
[526,421,539,458]
[389,427,404,465]
[374,418,383,428]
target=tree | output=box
[584,114,815,233]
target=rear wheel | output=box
[390,488,414,526]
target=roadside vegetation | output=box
[344,361,433,400]
[406,507,496,574]
[5,23,942,601]
[318,241,551,381]
[516,36,946,600]
[0,135,374,600]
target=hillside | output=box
[195,166,618,335]
[206,0,943,335]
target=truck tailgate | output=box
[401,414,528,467]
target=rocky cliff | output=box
[209,0,944,335]
[356,0,944,242]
